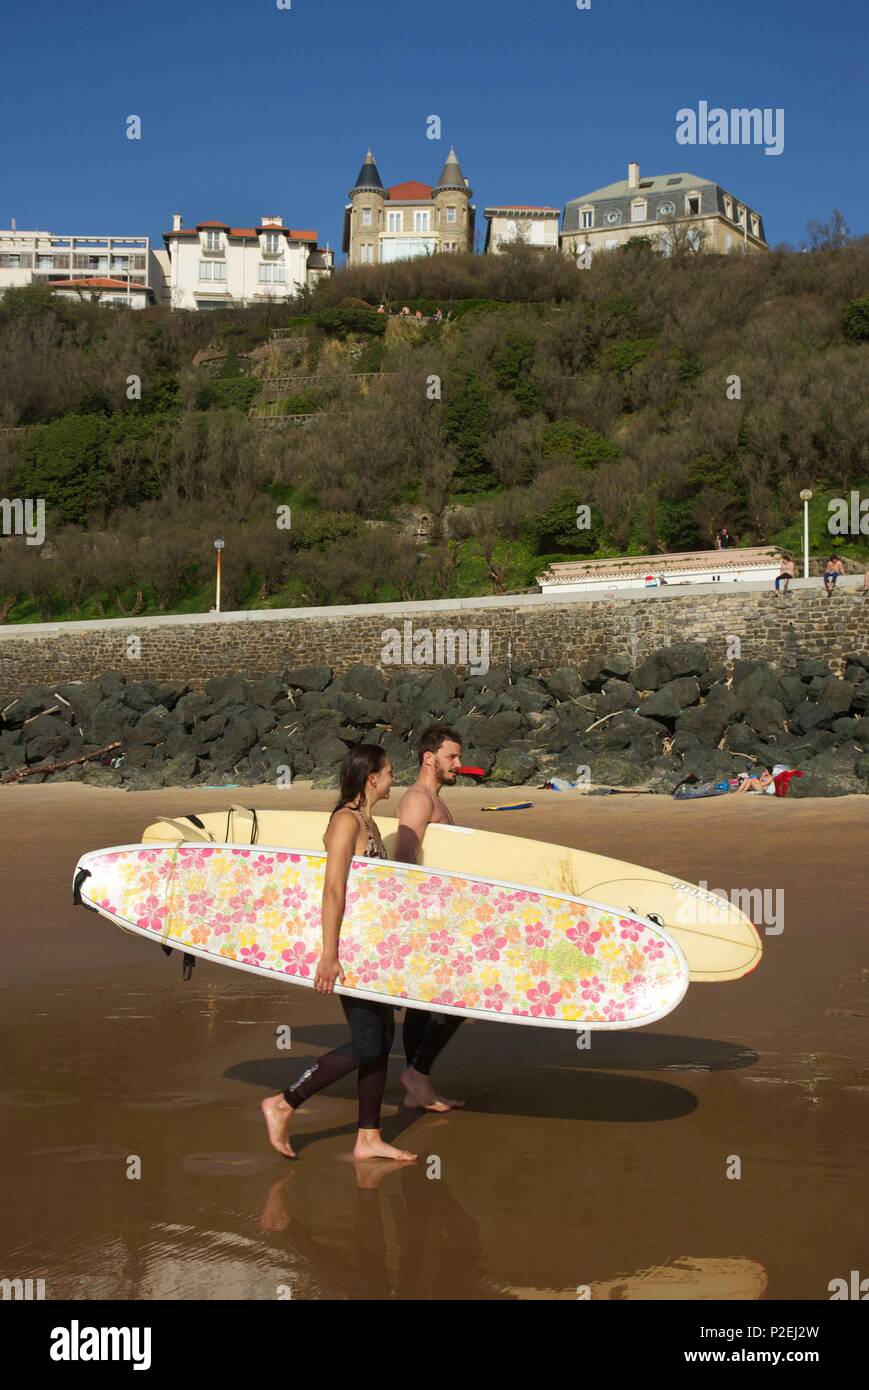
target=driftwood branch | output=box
[0,741,121,785]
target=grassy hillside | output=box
[0,238,867,622]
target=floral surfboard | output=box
[73,844,689,1030]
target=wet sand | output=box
[1,782,867,1300]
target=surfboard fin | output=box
[160,943,196,981]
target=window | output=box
[657,202,676,217]
[686,195,700,216]
[631,201,646,223]
[203,231,223,252]
[581,209,593,228]
[262,232,282,254]
[258,264,286,283]
[361,207,372,226]
[606,210,621,224]
[724,197,734,220]
[36,255,54,269]
[446,206,457,223]
[387,210,402,232]
[666,177,683,186]
[725,233,734,253]
[414,210,430,232]
[751,214,760,237]
[199,261,227,281]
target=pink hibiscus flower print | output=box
[524,920,551,948]
[378,878,402,903]
[491,891,516,916]
[579,974,605,1003]
[527,980,563,1018]
[419,877,453,910]
[241,942,267,967]
[136,848,162,864]
[618,917,646,942]
[622,973,646,997]
[230,849,251,859]
[281,884,306,912]
[472,925,508,961]
[567,920,602,956]
[357,957,381,984]
[211,911,236,937]
[603,1001,627,1022]
[187,890,214,915]
[642,938,667,962]
[450,951,475,977]
[282,942,318,977]
[177,847,215,870]
[376,933,412,971]
[431,990,466,1009]
[97,897,118,916]
[483,983,509,1012]
[470,881,491,897]
[429,928,455,956]
[135,895,167,933]
[339,938,361,964]
[251,855,276,877]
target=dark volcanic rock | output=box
[284,665,332,692]
[640,677,701,722]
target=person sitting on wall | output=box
[823,555,845,594]
[775,553,796,596]
[719,527,733,549]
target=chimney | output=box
[628,161,640,189]
[261,215,283,227]
[172,212,183,231]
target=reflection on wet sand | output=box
[2,785,868,1299]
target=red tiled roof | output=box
[165,225,318,242]
[48,277,148,291]
[388,181,433,200]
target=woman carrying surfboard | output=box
[261,745,417,1163]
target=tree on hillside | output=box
[804,209,851,251]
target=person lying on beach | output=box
[394,725,467,1114]
[261,744,417,1164]
[736,768,774,795]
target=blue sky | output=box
[1,0,865,255]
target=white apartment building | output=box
[163,214,333,310]
[483,206,560,254]
[0,226,167,306]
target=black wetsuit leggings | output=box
[284,996,395,1129]
[403,1008,464,1076]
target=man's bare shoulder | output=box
[396,784,435,823]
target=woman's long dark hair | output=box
[330,744,388,821]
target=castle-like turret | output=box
[433,147,474,252]
[345,150,387,265]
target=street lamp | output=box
[799,491,813,579]
[213,538,225,612]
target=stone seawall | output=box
[1,588,867,694]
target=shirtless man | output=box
[394,725,467,1113]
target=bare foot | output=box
[400,1066,465,1112]
[353,1129,417,1162]
[261,1094,297,1158]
